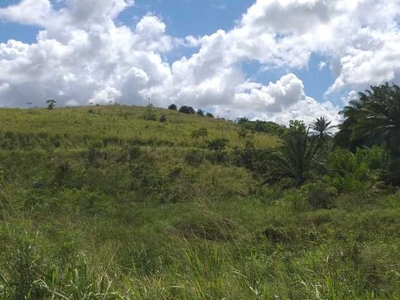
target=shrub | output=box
[168,104,177,110]
[179,106,196,114]
[302,181,338,209]
[184,149,204,167]
[206,138,230,163]
[196,109,204,116]
[323,148,383,193]
[206,138,229,155]
[160,114,167,123]
[206,112,214,118]
[46,99,57,110]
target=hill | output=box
[1,105,400,299]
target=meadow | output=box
[1,103,400,299]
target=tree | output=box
[236,117,249,124]
[335,83,400,156]
[46,99,57,110]
[197,109,205,116]
[310,117,333,141]
[179,106,196,114]
[206,112,214,118]
[268,120,322,186]
[168,104,177,110]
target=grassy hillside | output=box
[0,106,278,149]
[1,106,400,299]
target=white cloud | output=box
[0,0,53,26]
[0,0,399,126]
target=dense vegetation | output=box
[1,84,400,299]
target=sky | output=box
[0,0,400,125]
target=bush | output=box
[160,114,167,123]
[179,106,196,115]
[168,104,177,110]
[184,149,204,167]
[323,148,382,193]
[206,112,214,118]
[206,138,229,162]
[302,181,338,209]
[196,109,204,116]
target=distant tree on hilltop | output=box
[206,112,214,118]
[168,104,177,110]
[179,106,196,114]
[197,109,205,116]
[46,99,57,110]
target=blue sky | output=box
[0,0,399,124]
[0,0,333,103]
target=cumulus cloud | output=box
[0,0,53,26]
[0,0,399,125]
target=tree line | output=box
[168,104,214,118]
[227,83,400,208]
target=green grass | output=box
[0,106,278,149]
[0,105,400,299]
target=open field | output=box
[1,105,400,299]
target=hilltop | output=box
[0,105,278,150]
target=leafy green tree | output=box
[179,106,196,114]
[206,112,214,118]
[196,109,205,116]
[236,117,249,124]
[46,99,57,110]
[168,104,177,110]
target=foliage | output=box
[168,104,177,110]
[301,181,338,209]
[196,109,204,116]
[266,120,322,185]
[237,118,287,136]
[179,106,196,115]
[191,127,208,140]
[160,114,167,123]
[206,138,229,154]
[322,147,388,193]
[206,112,214,118]
[1,103,400,299]
[46,99,57,110]
[336,83,400,156]
[310,116,334,142]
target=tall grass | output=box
[1,106,400,299]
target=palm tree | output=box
[335,83,400,156]
[354,83,400,156]
[268,121,321,186]
[310,116,333,141]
